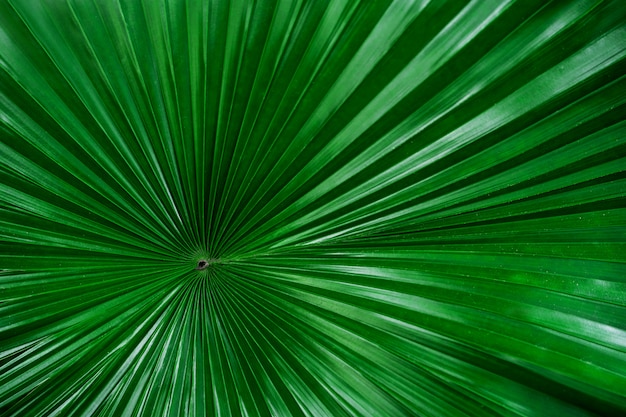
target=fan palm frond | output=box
[1,0,625,416]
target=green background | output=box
[1,0,625,415]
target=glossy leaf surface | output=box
[1,0,625,416]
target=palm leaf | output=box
[1,0,625,416]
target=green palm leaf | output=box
[1,0,625,415]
